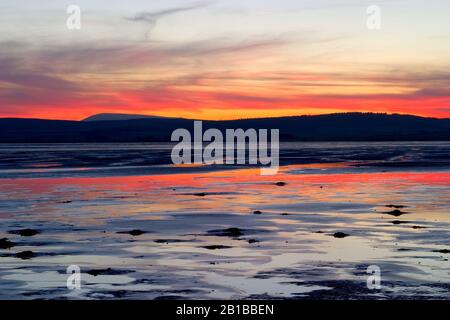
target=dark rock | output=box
[391,220,410,225]
[248,239,259,244]
[412,226,427,229]
[253,210,262,215]
[207,227,244,238]
[333,232,350,238]
[154,239,185,244]
[384,209,408,217]
[117,230,146,236]
[0,238,15,249]
[202,245,232,250]
[433,249,450,254]
[280,213,289,216]
[86,268,133,276]
[87,268,113,276]
[16,251,35,260]
[275,182,286,186]
[9,229,40,237]
[193,192,207,197]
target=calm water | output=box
[0,141,449,178]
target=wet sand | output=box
[0,164,449,299]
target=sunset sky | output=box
[0,0,449,120]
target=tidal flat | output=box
[0,142,449,299]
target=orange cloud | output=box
[0,39,449,120]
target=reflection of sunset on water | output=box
[0,162,449,298]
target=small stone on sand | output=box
[333,232,350,238]
[202,245,232,250]
[433,249,450,254]
[207,228,244,237]
[194,192,207,197]
[154,239,185,244]
[87,268,113,276]
[391,220,410,225]
[0,238,15,249]
[117,230,146,236]
[16,251,35,260]
[9,229,40,237]
[384,209,408,217]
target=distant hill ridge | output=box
[0,112,449,142]
[83,113,169,122]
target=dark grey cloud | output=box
[10,36,288,75]
[0,36,287,110]
[0,34,449,116]
[0,53,82,91]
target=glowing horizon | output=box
[1,0,449,120]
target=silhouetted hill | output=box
[83,113,167,122]
[0,113,449,142]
